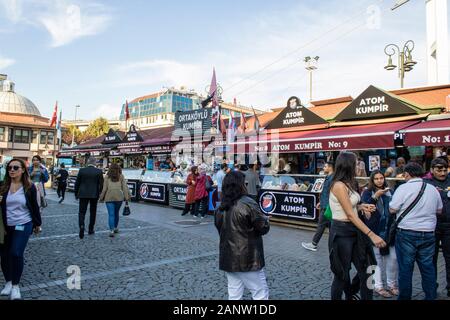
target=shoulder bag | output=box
[386,182,426,246]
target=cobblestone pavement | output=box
[0,190,448,300]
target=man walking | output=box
[74,157,104,239]
[302,161,334,251]
[56,163,68,204]
[425,158,450,297]
[389,163,443,300]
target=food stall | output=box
[122,168,144,201]
[138,171,172,205]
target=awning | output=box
[231,120,419,154]
[401,119,450,147]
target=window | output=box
[0,127,4,141]
[14,129,30,143]
[40,131,54,145]
[8,128,13,142]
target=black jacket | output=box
[425,176,450,228]
[1,184,41,228]
[74,166,104,199]
[214,196,270,272]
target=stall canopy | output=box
[232,120,420,154]
[401,119,450,147]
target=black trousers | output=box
[182,203,196,215]
[57,182,67,199]
[329,222,373,300]
[194,197,209,217]
[312,209,330,246]
[434,226,450,290]
[79,198,98,231]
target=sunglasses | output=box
[8,165,21,172]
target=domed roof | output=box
[0,79,41,117]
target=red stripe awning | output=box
[231,120,419,154]
[401,119,450,146]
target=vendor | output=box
[159,156,176,171]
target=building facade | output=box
[0,75,58,166]
[119,87,265,130]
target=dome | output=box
[0,79,42,116]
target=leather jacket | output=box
[215,196,270,272]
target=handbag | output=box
[386,182,426,246]
[122,201,131,216]
[324,205,332,221]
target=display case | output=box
[258,174,323,221]
[67,167,80,191]
[122,168,145,201]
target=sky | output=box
[0,0,449,121]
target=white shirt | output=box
[215,170,226,193]
[389,178,443,232]
[6,187,32,226]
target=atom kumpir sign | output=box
[259,190,317,220]
[335,85,418,121]
[266,96,327,130]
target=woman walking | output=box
[28,155,49,208]
[361,170,398,298]
[0,158,41,300]
[181,166,198,216]
[329,152,386,300]
[215,171,270,300]
[99,163,131,237]
[194,165,213,219]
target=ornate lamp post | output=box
[384,40,417,88]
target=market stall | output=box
[122,168,144,201]
[138,171,172,204]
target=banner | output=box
[259,190,317,220]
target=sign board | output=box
[122,124,143,143]
[144,145,171,154]
[139,183,167,203]
[170,184,187,202]
[335,85,417,121]
[259,190,317,220]
[103,129,122,144]
[266,96,327,129]
[67,177,77,190]
[174,109,212,133]
[127,181,137,199]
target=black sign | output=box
[259,190,317,220]
[123,124,143,143]
[266,96,327,129]
[174,109,212,133]
[335,85,418,121]
[394,131,405,147]
[67,177,77,190]
[103,129,122,144]
[144,145,171,154]
[139,183,166,202]
[127,181,137,198]
[171,184,187,202]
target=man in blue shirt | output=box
[302,161,334,251]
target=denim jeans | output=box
[395,228,437,300]
[0,221,33,285]
[105,201,122,231]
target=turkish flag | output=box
[50,102,58,127]
[125,100,130,121]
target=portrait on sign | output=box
[369,155,380,172]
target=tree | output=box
[62,124,82,146]
[84,117,110,138]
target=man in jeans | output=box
[389,163,443,300]
[425,157,450,297]
[302,161,334,251]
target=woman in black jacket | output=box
[0,158,41,300]
[215,171,270,300]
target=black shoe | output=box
[79,228,84,239]
[181,211,188,216]
[58,198,64,204]
[88,230,95,235]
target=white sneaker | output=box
[301,242,318,252]
[1,281,12,296]
[10,285,21,300]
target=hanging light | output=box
[384,55,396,71]
[404,50,417,67]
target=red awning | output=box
[401,119,450,146]
[231,120,419,154]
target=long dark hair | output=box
[367,170,387,192]
[190,166,198,175]
[331,152,358,192]
[107,163,122,182]
[219,171,247,211]
[1,158,33,195]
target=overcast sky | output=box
[0,0,449,120]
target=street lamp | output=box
[71,105,80,148]
[384,40,417,88]
[304,56,319,104]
